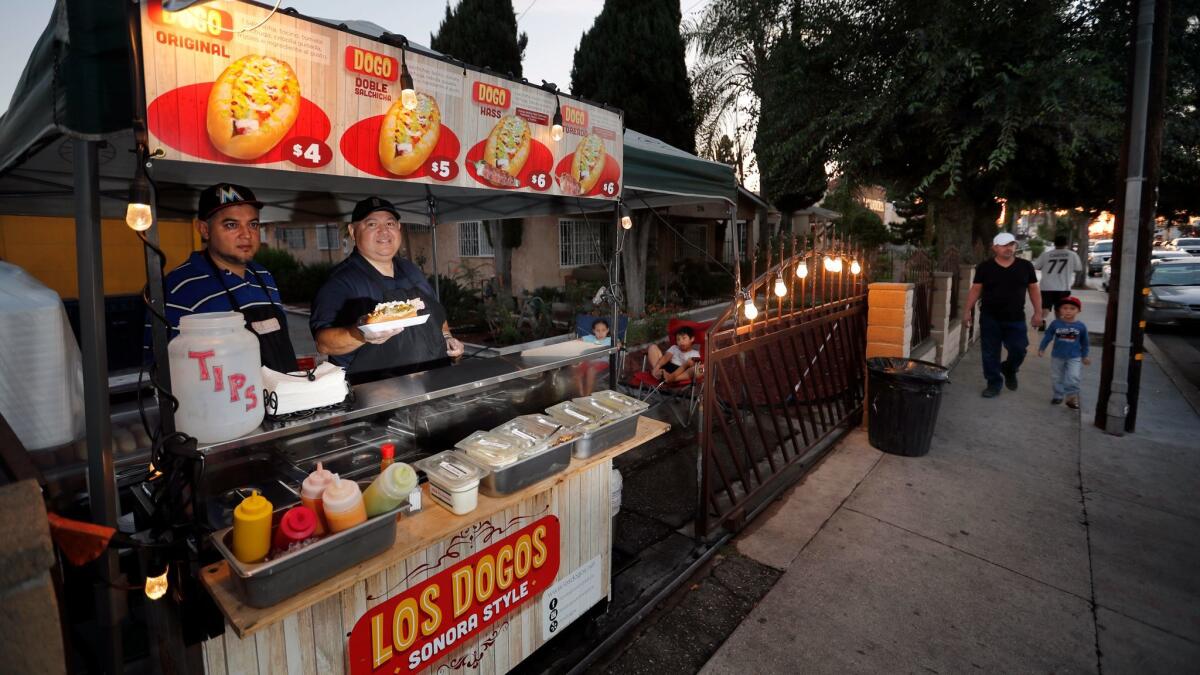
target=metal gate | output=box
[697,240,869,537]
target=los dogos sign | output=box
[348,516,560,673]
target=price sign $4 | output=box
[287,137,332,168]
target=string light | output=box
[551,95,565,142]
[126,170,152,232]
[774,276,787,297]
[399,46,417,110]
[795,260,808,279]
[831,256,844,273]
[850,259,862,275]
[822,255,836,272]
[743,300,758,320]
[619,203,632,229]
[145,564,169,600]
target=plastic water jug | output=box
[168,312,264,443]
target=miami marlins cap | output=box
[351,196,401,222]
[198,183,263,220]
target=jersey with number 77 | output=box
[1034,248,1083,291]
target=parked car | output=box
[1101,250,1192,290]
[1088,239,1113,276]
[1164,237,1200,255]
[1145,259,1200,328]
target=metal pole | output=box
[610,203,621,390]
[74,138,125,673]
[427,196,440,300]
[1105,0,1157,435]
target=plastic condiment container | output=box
[570,397,621,420]
[363,462,418,517]
[168,312,265,443]
[272,505,318,553]
[494,415,561,443]
[231,490,272,564]
[455,431,522,467]
[321,475,368,533]
[546,401,604,430]
[300,461,334,535]
[591,389,649,414]
[415,452,484,515]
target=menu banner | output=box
[140,0,623,199]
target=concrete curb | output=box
[1143,335,1200,417]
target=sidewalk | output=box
[694,339,1200,673]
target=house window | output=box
[676,223,709,259]
[316,224,342,251]
[406,222,432,233]
[723,220,749,263]
[277,227,305,249]
[458,221,494,257]
[559,218,607,267]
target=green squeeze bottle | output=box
[363,462,418,517]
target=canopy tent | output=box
[0,1,738,223]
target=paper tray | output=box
[573,412,641,459]
[210,511,397,609]
[359,313,431,337]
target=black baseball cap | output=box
[198,183,263,220]
[351,196,401,223]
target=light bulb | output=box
[822,255,835,272]
[850,259,862,275]
[795,261,808,279]
[126,202,152,231]
[832,256,844,273]
[551,101,565,141]
[774,278,787,297]
[620,215,632,229]
[744,301,759,320]
[401,88,418,110]
[145,565,169,600]
[551,123,564,141]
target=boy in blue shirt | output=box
[1037,296,1090,408]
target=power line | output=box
[517,0,539,22]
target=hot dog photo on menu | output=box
[378,94,442,176]
[475,115,531,188]
[207,54,301,160]
[557,134,606,196]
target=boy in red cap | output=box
[1037,296,1090,408]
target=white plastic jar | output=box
[168,312,264,443]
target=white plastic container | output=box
[0,262,84,451]
[168,312,264,443]
[416,452,483,515]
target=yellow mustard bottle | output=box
[232,490,273,564]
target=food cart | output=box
[0,1,741,673]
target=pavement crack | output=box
[1076,400,1103,675]
[783,448,886,569]
[842,506,1094,604]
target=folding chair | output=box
[575,314,628,391]
[629,318,712,427]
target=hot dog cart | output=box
[0,1,740,671]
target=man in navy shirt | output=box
[145,183,297,373]
[310,197,464,383]
[963,232,1043,398]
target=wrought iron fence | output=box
[698,236,869,538]
[902,249,934,348]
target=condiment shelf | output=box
[199,416,670,639]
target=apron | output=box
[203,251,299,373]
[345,255,450,383]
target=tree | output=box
[571,0,696,316]
[822,182,891,248]
[430,0,528,300]
[571,0,696,153]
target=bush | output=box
[252,248,333,303]
[673,259,735,303]
[254,246,301,279]
[626,313,670,347]
[1028,238,1046,259]
[431,275,483,329]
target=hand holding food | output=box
[558,134,606,195]
[378,93,441,176]
[207,55,301,159]
[476,115,530,188]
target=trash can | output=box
[866,357,950,457]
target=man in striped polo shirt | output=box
[143,183,297,372]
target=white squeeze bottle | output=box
[168,312,264,443]
[300,462,334,535]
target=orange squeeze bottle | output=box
[321,475,368,533]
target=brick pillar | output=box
[866,282,914,358]
[959,263,978,354]
[0,480,65,674]
[930,271,962,365]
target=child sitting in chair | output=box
[576,318,613,396]
[648,326,702,384]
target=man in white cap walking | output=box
[963,233,1044,397]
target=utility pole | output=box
[1096,0,1171,434]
